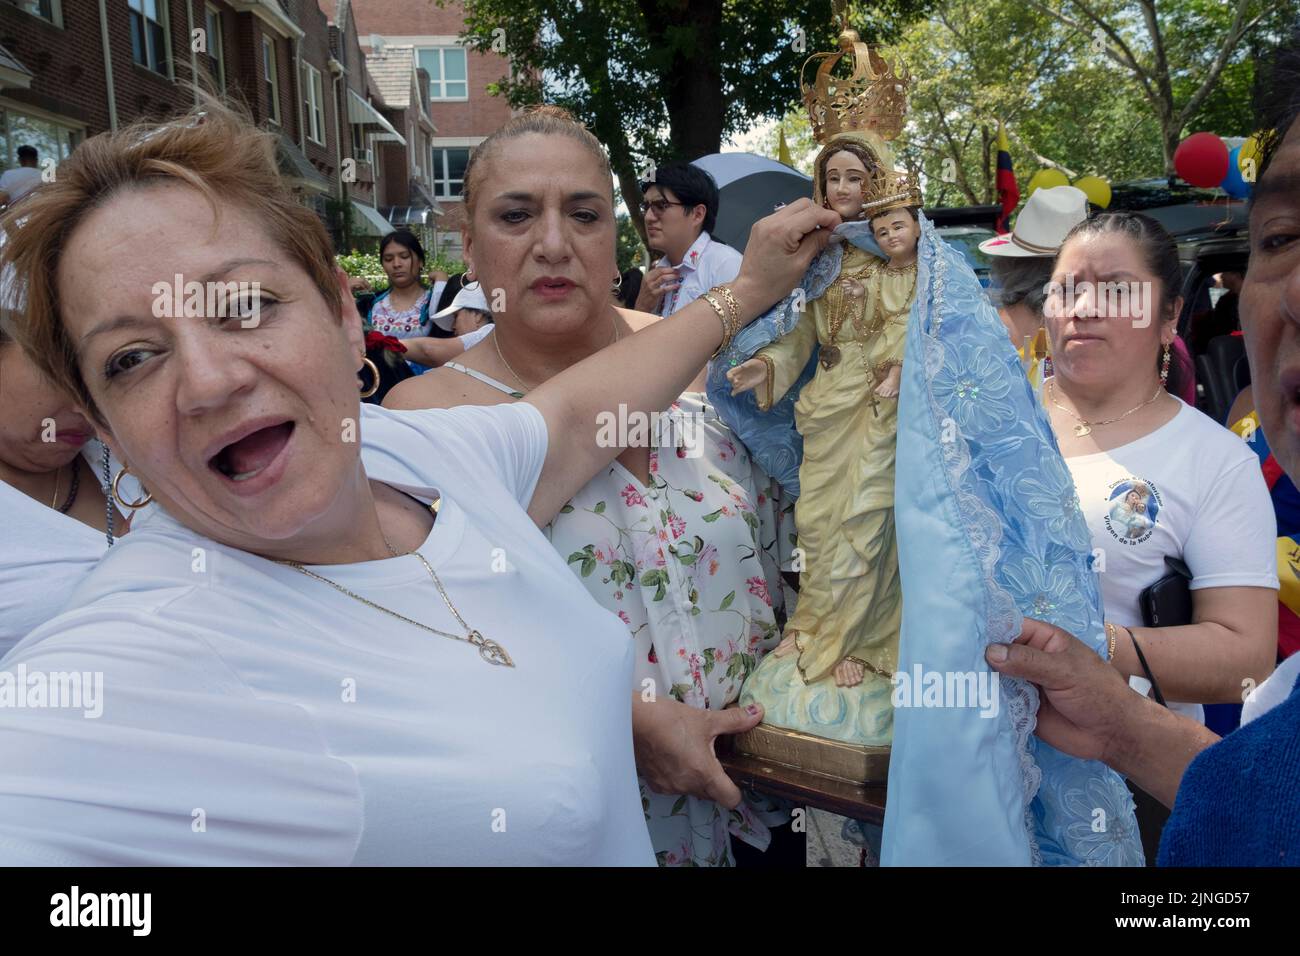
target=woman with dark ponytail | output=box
[1041,209,1276,721]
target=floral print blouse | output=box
[368,288,432,338]
[542,392,795,867]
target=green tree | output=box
[455,0,933,239]
[1026,0,1297,174]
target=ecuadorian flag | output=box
[995,122,1018,233]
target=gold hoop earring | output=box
[111,465,153,511]
[359,356,381,399]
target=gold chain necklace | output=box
[1049,378,1164,438]
[493,312,622,394]
[277,500,514,668]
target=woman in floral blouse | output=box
[385,106,796,866]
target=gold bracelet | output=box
[1105,621,1118,660]
[712,284,741,328]
[755,353,776,412]
[700,292,733,358]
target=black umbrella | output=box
[691,153,813,253]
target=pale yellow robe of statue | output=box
[755,245,915,684]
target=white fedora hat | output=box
[430,283,490,331]
[979,185,1089,258]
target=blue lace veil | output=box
[881,214,1144,865]
[707,207,1145,864]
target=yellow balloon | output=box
[1238,133,1266,183]
[1073,174,1112,209]
[1026,168,1069,196]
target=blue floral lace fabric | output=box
[880,214,1144,866]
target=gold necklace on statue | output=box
[820,264,875,370]
[277,498,515,668]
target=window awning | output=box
[276,138,329,194]
[384,206,438,227]
[352,200,394,237]
[348,89,405,146]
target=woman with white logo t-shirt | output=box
[1042,212,1277,728]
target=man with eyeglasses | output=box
[636,163,742,322]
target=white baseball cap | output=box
[429,284,490,331]
[979,185,1089,258]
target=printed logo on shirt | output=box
[1103,477,1161,545]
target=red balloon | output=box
[1174,132,1230,188]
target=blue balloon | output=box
[1221,145,1251,199]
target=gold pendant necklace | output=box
[277,499,515,668]
[494,312,622,394]
[1049,379,1164,438]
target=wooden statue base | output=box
[733,721,891,785]
[715,719,890,824]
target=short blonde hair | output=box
[0,98,342,425]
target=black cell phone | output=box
[1139,556,1193,628]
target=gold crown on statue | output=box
[862,165,923,216]
[801,28,911,144]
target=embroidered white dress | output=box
[443,365,795,866]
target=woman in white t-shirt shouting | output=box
[0,98,836,865]
[1042,212,1278,729]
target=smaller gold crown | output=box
[861,165,922,217]
[801,29,911,145]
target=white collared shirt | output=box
[654,230,742,317]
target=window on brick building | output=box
[416,48,468,101]
[263,36,281,125]
[0,107,81,170]
[129,0,169,75]
[5,1,61,26]
[303,63,325,146]
[431,148,469,200]
[204,6,225,91]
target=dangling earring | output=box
[359,355,381,399]
[461,268,480,292]
[111,463,153,511]
[102,444,116,547]
[1160,342,1171,387]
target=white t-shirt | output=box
[1063,397,1279,723]
[458,323,493,349]
[655,230,743,317]
[0,166,42,204]
[0,403,654,866]
[1242,653,1300,725]
[0,442,142,656]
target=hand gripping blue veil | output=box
[709,214,1145,865]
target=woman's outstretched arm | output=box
[523,200,838,525]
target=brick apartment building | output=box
[350,0,514,262]
[0,0,447,252]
